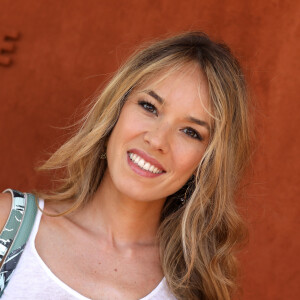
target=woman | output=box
[0,32,251,299]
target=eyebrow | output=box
[187,116,210,132]
[146,89,210,132]
[146,90,164,104]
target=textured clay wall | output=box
[0,1,299,299]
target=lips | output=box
[128,149,165,171]
[129,153,164,174]
[127,149,166,177]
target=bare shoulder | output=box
[0,192,12,232]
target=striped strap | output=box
[0,189,38,296]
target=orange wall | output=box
[0,1,299,299]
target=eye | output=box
[181,127,203,141]
[138,100,158,116]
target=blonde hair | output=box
[39,32,251,300]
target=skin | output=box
[0,63,211,299]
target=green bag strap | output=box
[0,189,38,296]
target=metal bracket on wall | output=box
[0,28,20,67]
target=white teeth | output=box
[138,159,145,168]
[143,162,150,171]
[128,152,163,174]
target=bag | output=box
[0,189,37,297]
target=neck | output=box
[81,172,166,248]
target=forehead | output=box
[135,63,212,118]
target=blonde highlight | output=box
[37,32,251,299]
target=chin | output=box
[115,181,165,203]
[123,189,162,203]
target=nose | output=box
[143,123,171,153]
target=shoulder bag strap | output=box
[0,189,38,296]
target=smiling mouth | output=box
[128,152,164,174]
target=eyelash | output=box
[138,100,158,116]
[181,127,203,141]
[138,100,203,141]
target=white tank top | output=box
[2,200,177,299]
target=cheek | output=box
[166,150,202,196]
[109,114,137,146]
[174,146,204,177]
[113,107,148,140]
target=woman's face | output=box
[105,63,211,203]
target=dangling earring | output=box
[100,152,107,159]
[180,197,186,206]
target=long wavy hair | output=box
[38,32,251,300]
